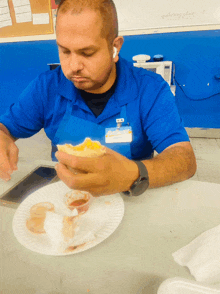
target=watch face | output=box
[132,178,149,196]
[121,161,149,196]
[120,177,149,197]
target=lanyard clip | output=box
[116,118,124,129]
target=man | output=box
[0,0,196,196]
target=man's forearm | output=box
[0,123,17,142]
[142,142,197,188]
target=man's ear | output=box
[113,36,124,61]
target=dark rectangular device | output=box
[0,166,58,208]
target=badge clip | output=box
[116,118,124,129]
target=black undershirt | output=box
[80,77,117,117]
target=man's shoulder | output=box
[119,57,165,86]
[118,57,167,100]
[36,65,63,85]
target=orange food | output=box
[26,217,46,234]
[62,216,79,242]
[69,199,88,207]
[57,138,106,158]
[27,202,55,235]
[30,202,55,218]
[64,190,92,214]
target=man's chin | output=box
[72,80,90,90]
[72,80,102,92]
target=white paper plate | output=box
[12,181,124,256]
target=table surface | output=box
[1,159,220,294]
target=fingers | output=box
[55,162,107,196]
[0,170,11,181]
[105,146,127,160]
[55,151,105,173]
[9,144,19,170]
[0,150,13,181]
[0,144,18,181]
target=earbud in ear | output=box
[113,47,117,58]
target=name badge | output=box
[105,126,132,143]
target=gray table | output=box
[1,159,220,294]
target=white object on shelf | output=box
[133,59,173,88]
[132,54,151,63]
[157,277,220,294]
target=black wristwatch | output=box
[121,161,149,196]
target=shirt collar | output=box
[58,70,78,102]
[114,57,138,106]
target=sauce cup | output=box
[64,190,93,214]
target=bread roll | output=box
[57,137,106,158]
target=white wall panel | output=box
[114,0,220,31]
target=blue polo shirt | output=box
[0,57,189,160]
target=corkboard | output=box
[0,0,54,38]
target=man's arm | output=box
[0,123,17,141]
[0,123,19,181]
[54,141,197,196]
[142,141,196,188]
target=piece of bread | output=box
[26,202,55,235]
[57,137,106,158]
[26,217,46,234]
[30,202,55,218]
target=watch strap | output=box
[121,160,149,196]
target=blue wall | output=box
[1,30,220,128]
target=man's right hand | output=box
[0,130,19,181]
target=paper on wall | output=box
[0,12,10,21]
[0,19,12,28]
[15,11,32,23]
[32,13,49,25]
[12,0,32,23]
[0,6,9,14]
[12,0,30,6]
[0,0,8,8]
[0,0,12,28]
[14,4,31,14]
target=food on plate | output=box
[57,137,106,158]
[44,211,80,252]
[26,200,81,252]
[30,202,55,218]
[64,242,87,253]
[26,217,46,234]
[64,190,93,214]
[26,202,55,234]
[105,201,112,205]
[24,195,96,253]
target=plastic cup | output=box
[64,190,93,214]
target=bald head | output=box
[57,0,118,46]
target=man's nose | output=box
[69,53,84,73]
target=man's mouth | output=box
[71,76,88,82]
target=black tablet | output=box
[0,166,58,207]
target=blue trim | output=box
[1,30,220,128]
